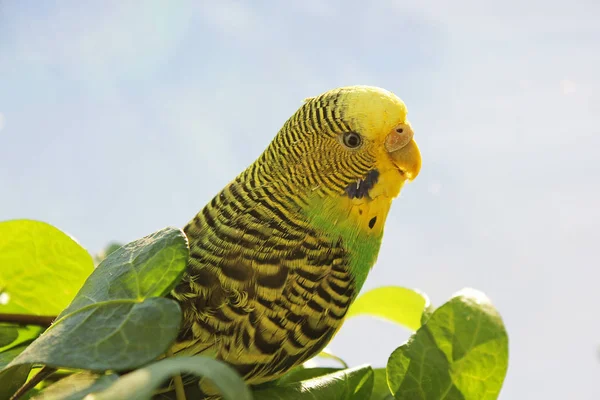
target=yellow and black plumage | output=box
[169,86,422,390]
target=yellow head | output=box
[316,85,421,181]
[262,85,421,206]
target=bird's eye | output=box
[342,132,362,149]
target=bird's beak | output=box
[385,122,421,180]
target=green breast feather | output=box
[305,194,383,294]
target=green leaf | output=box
[0,325,44,354]
[274,367,340,386]
[57,227,188,319]
[346,286,430,331]
[87,356,251,400]
[32,372,118,400]
[0,327,41,379]
[4,227,189,373]
[0,344,28,369]
[253,365,374,400]
[0,325,18,347]
[387,289,509,400]
[0,363,31,400]
[316,349,349,368]
[370,368,394,400]
[11,299,181,372]
[0,219,94,315]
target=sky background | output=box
[1,1,599,398]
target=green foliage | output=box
[346,286,430,331]
[371,369,394,400]
[88,357,251,400]
[0,345,27,370]
[0,220,95,398]
[4,227,188,376]
[253,365,374,400]
[271,366,340,385]
[0,325,43,355]
[0,364,30,400]
[386,290,509,399]
[30,372,118,400]
[0,325,18,347]
[0,219,94,315]
[0,220,509,400]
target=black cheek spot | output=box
[368,216,377,229]
[345,183,357,199]
[344,169,380,200]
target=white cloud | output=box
[0,112,4,131]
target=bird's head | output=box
[328,85,421,183]
[265,86,421,214]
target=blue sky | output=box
[1,1,599,398]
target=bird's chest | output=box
[214,239,357,383]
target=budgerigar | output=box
[170,86,422,394]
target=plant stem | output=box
[9,366,56,400]
[0,313,55,327]
[166,350,187,400]
[173,373,186,400]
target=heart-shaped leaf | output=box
[4,227,189,373]
[387,289,509,400]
